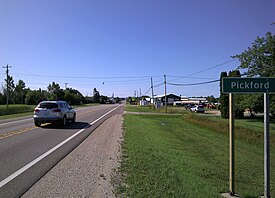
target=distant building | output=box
[154,94,181,106]
[188,97,207,104]
[173,96,207,106]
[150,94,207,106]
[140,100,150,106]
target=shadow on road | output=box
[41,122,91,130]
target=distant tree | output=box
[3,74,15,103]
[220,70,242,118]
[64,88,84,105]
[47,82,60,93]
[25,89,48,105]
[206,95,218,103]
[0,92,4,104]
[232,32,275,115]
[93,88,100,103]
[84,96,93,104]
[99,95,108,104]
[115,97,121,103]
[232,32,275,77]
[14,80,27,104]
[220,71,229,118]
[228,70,244,118]
[47,82,64,100]
[238,94,264,117]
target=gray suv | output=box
[33,101,76,127]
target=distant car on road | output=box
[33,101,76,127]
[190,105,205,113]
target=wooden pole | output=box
[229,93,235,194]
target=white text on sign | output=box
[231,81,270,90]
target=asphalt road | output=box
[0,104,124,198]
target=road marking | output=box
[0,106,111,140]
[0,126,37,140]
[0,105,121,188]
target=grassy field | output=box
[0,105,36,117]
[118,109,275,197]
[125,105,186,114]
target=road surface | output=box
[0,104,124,197]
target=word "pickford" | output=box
[231,81,270,90]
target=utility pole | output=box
[164,74,167,113]
[2,65,12,107]
[151,77,154,104]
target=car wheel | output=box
[34,120,41,127]
[72,114,76,123]
[60,116,67,126]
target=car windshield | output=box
[38,103,58,109]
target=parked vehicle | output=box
[33,101,76,127]
[190,105,205,113]
[185,104,195,111]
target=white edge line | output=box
[0,105,121,188]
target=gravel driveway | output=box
[22,114,124,198]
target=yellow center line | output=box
[0,109,97,140]
[0,126,39,140]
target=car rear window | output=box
[38,103,58,109]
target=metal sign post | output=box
[264,93,270,198]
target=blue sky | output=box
[0,0,274,97]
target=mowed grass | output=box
[125,105,185,114]
[0,105,35,117]
[120,114,275,198]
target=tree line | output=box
[0,78,115,105]
[220,32,275,118]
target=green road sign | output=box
[222,77,275,93]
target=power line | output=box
[102,78,150,84]
[153,82,164,88]
[143,87,152,95]
[168,75,217,80]
[170,59,236,81]
[11,72,162,79]
[167,79,220,86]
[187,59,236,77]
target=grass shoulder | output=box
[116,112,275,197]
[125,104,186,114]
